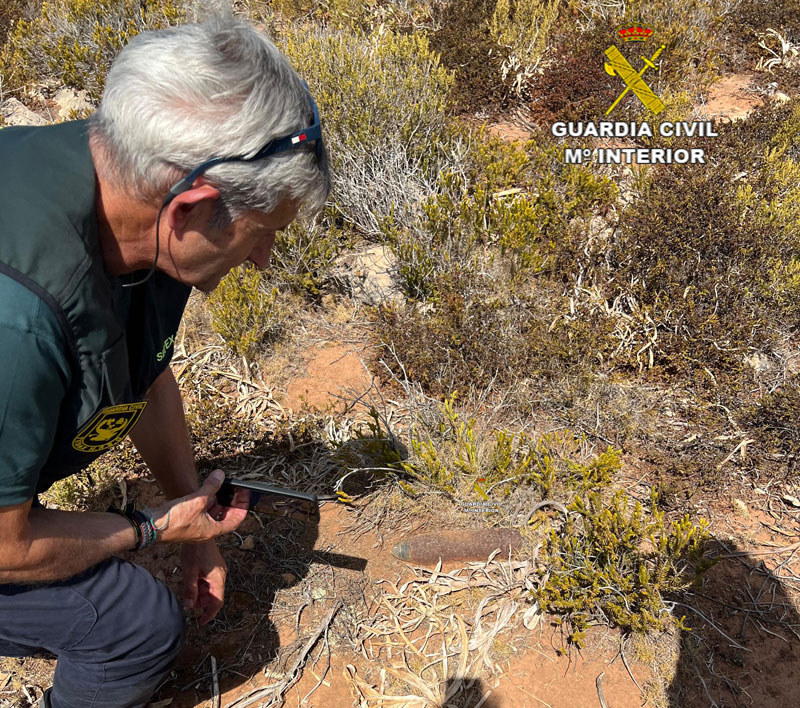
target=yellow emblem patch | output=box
[71,402,148,452]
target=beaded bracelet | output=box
[109,503,157,551]
[131,509,157,549]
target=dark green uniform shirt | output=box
[0,121,192,507]
[0,275,71,505]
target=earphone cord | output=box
[121,198,168,289]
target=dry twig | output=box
[227,601,343,708]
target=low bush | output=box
[376,132,618,395]
[184,394,263,467]
[430,0,507,112]
[526,20,626,123]
[0,0,40,50]
[384,131,617,293]
[487,0,560,99]
[270,215,354,298]
[535,487,710,646]
[0,0,183,99]
[42,455,131,510]
[728,0,800,67]
[399,395,620,498]
[310,0,444,34]
[375,269,614,396]
[744,378,800,456]
[278,24,460,239]
[595,99,800,383]
[206,264,291,359]
[562,0,739,96]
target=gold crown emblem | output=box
[617,24,652,42]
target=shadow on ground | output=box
[149,432,389,707]
[152,513,322,707]
[439,677,503,708]
[669,541,800,707]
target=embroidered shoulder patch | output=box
[71,402,148,452]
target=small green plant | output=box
[206,264,287,359]
[42,441,138,510]
[183,394,264,468]
[385,131,617,298]
[398,395,620,498]
[0,0,183,99]
[535,487,710,646]
[271,217,352,297]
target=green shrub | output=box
[270,216,354,297]
[385,132,617,296]
[0,0,40,49]
[206,264,288,359]
[0,0,183,99]
[488,0,559,98]
[184,394,264,468]
[535,487,710,646]
[42,462,126,510]
[375,267,614,395]
[279,25,458,238]
[598,100,800,381]
[399,396,620,498]
[42,437,140,510]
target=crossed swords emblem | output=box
[604,43,666,115]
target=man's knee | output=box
[43,559,186,707]
[113,564,185,666]
[69,559,185,667]
[139,579,185,664]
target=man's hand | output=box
[151,469,249,624]
[154,469,249,545]
[181,540,229,626]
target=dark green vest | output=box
[0,120,191,493]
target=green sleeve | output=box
[0,275,71,507]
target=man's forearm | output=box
[0,507,136,584]
[130,367,198,499]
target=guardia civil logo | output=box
[604,23,665,115]
[553,22,716,167]
[71,402,148,452]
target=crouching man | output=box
[0,14,329,707]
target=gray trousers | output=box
[0,557,185,708]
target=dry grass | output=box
[347,553,542,707]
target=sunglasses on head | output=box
[121,81,323,289]
[166,80,324,201]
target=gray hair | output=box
[89,15,330,222]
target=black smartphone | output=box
[216,478,320,523]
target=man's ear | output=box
[165,181,221,234]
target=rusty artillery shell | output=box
[391,528,523,565]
